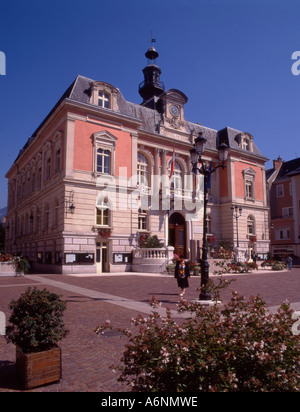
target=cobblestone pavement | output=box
[0,268,299,392]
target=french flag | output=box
[169,147,175,180]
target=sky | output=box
[0,0,300,209]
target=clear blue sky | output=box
[0,0,300,209]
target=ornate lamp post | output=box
[190,132,229,301]
[231,205,243,261]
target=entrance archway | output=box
[169,213,186,258]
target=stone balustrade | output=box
[132,246,174,273]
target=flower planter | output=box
[16,346,62,389]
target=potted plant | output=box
[6,287,69,389]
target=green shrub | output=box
[6,287,68,353]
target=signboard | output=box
[64,253,95,265]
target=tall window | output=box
[46,157,51,180]
[276,184,284,198]
[243,168,256,200]
[54,199,59,227]
[245,179,254,199]
[138,209,148,231]
[137,153,149,187]
[98,91,110,108]
[96,199,110,226]
[207,214,212,234]
[97,148,111,174]
[173,161,183,190]
[44,204,49,229]
[247,215,255,237]
[55,149,61,174]
[243,138,250,151]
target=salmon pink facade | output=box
[5,47,270,273]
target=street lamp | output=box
[231,205,243,259]
[190,132,229,301]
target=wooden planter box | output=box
[16,346,62,389]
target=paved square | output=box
[0,268,299,392]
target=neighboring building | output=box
[267,156,300,258]
[5,46,270,274]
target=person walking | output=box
[175,255,190,297]
[252,251,258,269]
[287,256,293,271]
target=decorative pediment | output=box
[92,130,118,146]
[243,167,256,177]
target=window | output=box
[137,153,149,187]
[277,184,284,198]
[36,208,40,233]
[245,179,254,199]
[174,161,183,190]
[98,91,110,108]
[46,157,51,180]
[97,148,111,174]
[282,207,293,218]
[243,138,250,151]
[275,227,290,240]
[93,130,117,176]
[54,199,59,227]
[37,167,42,188]
[247,215,255,237]
[44,204,49,229]
[96,199,110,226]
[138,209,148,231]
[243,168,256,200]
[55,149,61,174]
[206,215,212,234]
[31,173,35,192]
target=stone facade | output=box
[5,47,270,273]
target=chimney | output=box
[273,156,282,170]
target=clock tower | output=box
[138,45,165,109]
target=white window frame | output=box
[276,184,284,198]
[98,91,110,109]
[243,168,256,201]
[96,199,110,227]
[275,227,290,240]
[138,209,148,231]
[282,207,293,218]
[92,131,118,176]
[247,215,256,237]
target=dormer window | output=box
[98,91,110,109]
[243,138,250,151]
[235,132,254,152]
[90,81,119,111]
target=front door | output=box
[96,242,108,273]
[169,213,186,258]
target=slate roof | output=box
[274,158,300,180]
[16,74,266,162]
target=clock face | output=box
[170,105,179,117]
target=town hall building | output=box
[5,45,270,273]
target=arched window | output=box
[247,215,255,237]
[137,153,149,187]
